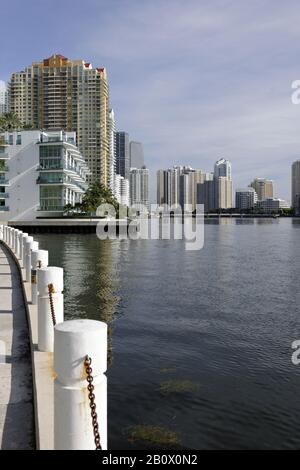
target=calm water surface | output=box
[35,218,300,449]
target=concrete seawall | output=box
[0,240,54,449]
[1,225,108,450]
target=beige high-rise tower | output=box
[9,54,110,186]
[249,178,273,200]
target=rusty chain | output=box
[47,283,56,326]
[84,355,102,450]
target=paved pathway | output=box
[0,243,34,449]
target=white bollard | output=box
[37,267,64,352]
[17,231,24,259]
[14,229,20,254]
[25,239,39,283]
[12,229,17,252]
[21,234,32,268]
[54,320,107,450]
[10,228,15,249]
[8,227,12,247]
[31,249,48,305]
[15,230,22,258]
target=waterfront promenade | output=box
[0,243,34,449]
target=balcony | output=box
[0,206,9,212]
[0,153,9,160]
[37,177,65,184]
[0,178,9,185]
[0,193,9,199]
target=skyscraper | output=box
[109,109,116,195]
[292,160,300,214]
[0,81,8,115]
[215,177,233,209]
[214,158,232,180]
[130,167,149,212]
[157,166,212,210]
[9,54,110,186]
[115,131,130,180]
[249,178,273,200]
[129,141,144,169]
[197,180,216,211]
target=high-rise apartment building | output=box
[197,180,216,212]
[235,188,257,210]
[249,178,273,200]
[197,159,233,211]
[115,131,130,180]
[157,166,212,210]
[130,141,144,169]
[109,109,116,196]
[0,81,8,115]
[292,160,300,214]
[9,54,110,185]
[215,177,233,209]
[130,167,149,212]
[214,158,232,180]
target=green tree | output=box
[80,182,118,215]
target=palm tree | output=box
[0,112,22,131]
[80,182,118,215]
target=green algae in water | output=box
[159,379,199,395]
[159,367,177,374]
[128,425,180,446]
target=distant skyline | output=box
[1,0,300,201]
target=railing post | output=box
[31,249,49,305]
[13,229,19,253]
[25,239,39,283]
[37,267,64,352]
[17,231,25,260]
[0,225,3,241]
[20,233,29,267]
[22,235,32,269]
[13,229,19,255]
[54,320,107,450]
[8,227,12,247]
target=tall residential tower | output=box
[9,54,110,186]
[249,178,273,200]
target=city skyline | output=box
[1,1,300,201]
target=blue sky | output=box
[1,0,300,201]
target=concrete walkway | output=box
[0,243,34,449]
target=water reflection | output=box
[95,240,121,366]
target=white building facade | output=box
[115,174,129,207]
[0,81,8,115]
[0,130,89,221]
